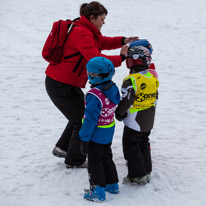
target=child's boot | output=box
[146,173,151,183]
[105,183,119,194]
[84,185,106,202]
[122,175,147,185]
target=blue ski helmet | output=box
[129,39,153,54]
[86,57,115,84]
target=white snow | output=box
[1,0,206,205]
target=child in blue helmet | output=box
[79,57,120,202]
[115,43,159,185]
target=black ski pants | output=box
[45,76,86,165]
[87,141,118,188]
[123,125,152,178]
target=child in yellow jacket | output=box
[115,44,159,185]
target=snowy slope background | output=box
[1,0,206,205]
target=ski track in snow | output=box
[1,0,206,205]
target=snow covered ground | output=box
[1,0,206,205]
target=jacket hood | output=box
[96,81,120,105]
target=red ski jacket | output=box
[45,15,124,88]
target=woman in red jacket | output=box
[45,1,138,168]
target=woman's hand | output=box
[124,36,139,44]
[120,45,129,57]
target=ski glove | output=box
[115,112,127,121]
[80,140,88,155]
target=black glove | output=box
[115,113,123,121]
[121,112,128,119]
[80,140,88,155]
[115,112,127,121]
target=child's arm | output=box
[115,79,135,121]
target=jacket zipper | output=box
[73,55,83,73]
[57,20,61,47]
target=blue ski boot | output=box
[84,185,106,202]
[105,183,119,194]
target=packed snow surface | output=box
[1,0,206,205]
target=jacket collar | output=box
[75,15,101,37]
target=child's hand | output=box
[115,112,127,121]
[121,112,128,119]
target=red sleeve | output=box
[76,30,122,67]
[100,35,123,50]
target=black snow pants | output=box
[123,125,152,178]
[45,76,86,166]
[87,141,118,188]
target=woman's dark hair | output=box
[80,1,108,20]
